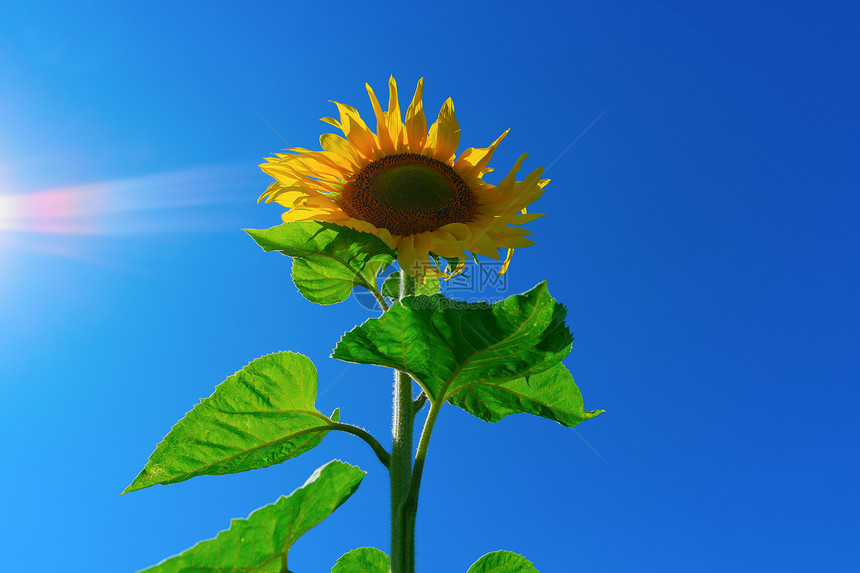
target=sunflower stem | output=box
[404,397,443,555]
[390,271,416,573]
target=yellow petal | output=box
[436,222,472,242]
[320,116,341,130]
[427,98,460,163]
[330,101,363,131]
[283,156,347,185]
[404,78,427,151]
[386,76,405,151]
[366,82,397,156]
[426,239,466,259]
[397,235,421,277]
[519,165,545,194]
[454,129,509,181]
[425,226,469,258]
[488,235,535,249]
[466,231,499,259]
[377,228,399,250]
[319,133,361,168]
[485,224,533,239]
[302,194,342,209]
[281,209,326,223]
[259,166,300,186]
[495,182,546,215]
[497,153,529,191]
[412,232,431,263]
[258,181,290,203]
[505,212,546,224]
[272,191,308,208]
[343,218,380,235]
[478,156,546,214]
[499,248,515,275]
[313,150,356,173]
[331,101,378,160]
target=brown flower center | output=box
[339,153,477,236]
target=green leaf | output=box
[246,221,395,305]
[332,282,573,403]
[381,271,441,299]
[466,550,540,573]
[448,362,603,427]
[139,460,365,573]
[124,352,339,493]
[331,547,391,573]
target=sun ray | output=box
[0,164,252,267]
[0,164,249,235]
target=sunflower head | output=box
[259,76,548,280]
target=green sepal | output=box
[381,271,441,299]
[138,460,365,573]
[332,282,573,403]
[331,547,391,572]
[124,352,339,493]
[246,221,395,305]
[466,550,540,573]
[430,252,464,275]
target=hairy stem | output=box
[404,397,442,546]
[390,271,415,573]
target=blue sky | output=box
[1,1,858,571]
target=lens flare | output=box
[0,164,250,263]
[0,165,248,235]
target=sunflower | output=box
[259,76,548,280]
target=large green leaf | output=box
[466,550,539,573]
[139,460,365,573]
[448,362,603,427]
[331,547,391,573]
[332,282,573,402]
[124,352,339,493]
[246,221,395,305]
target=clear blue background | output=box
[1,1,858,571]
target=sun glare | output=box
[0,164,249,263]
